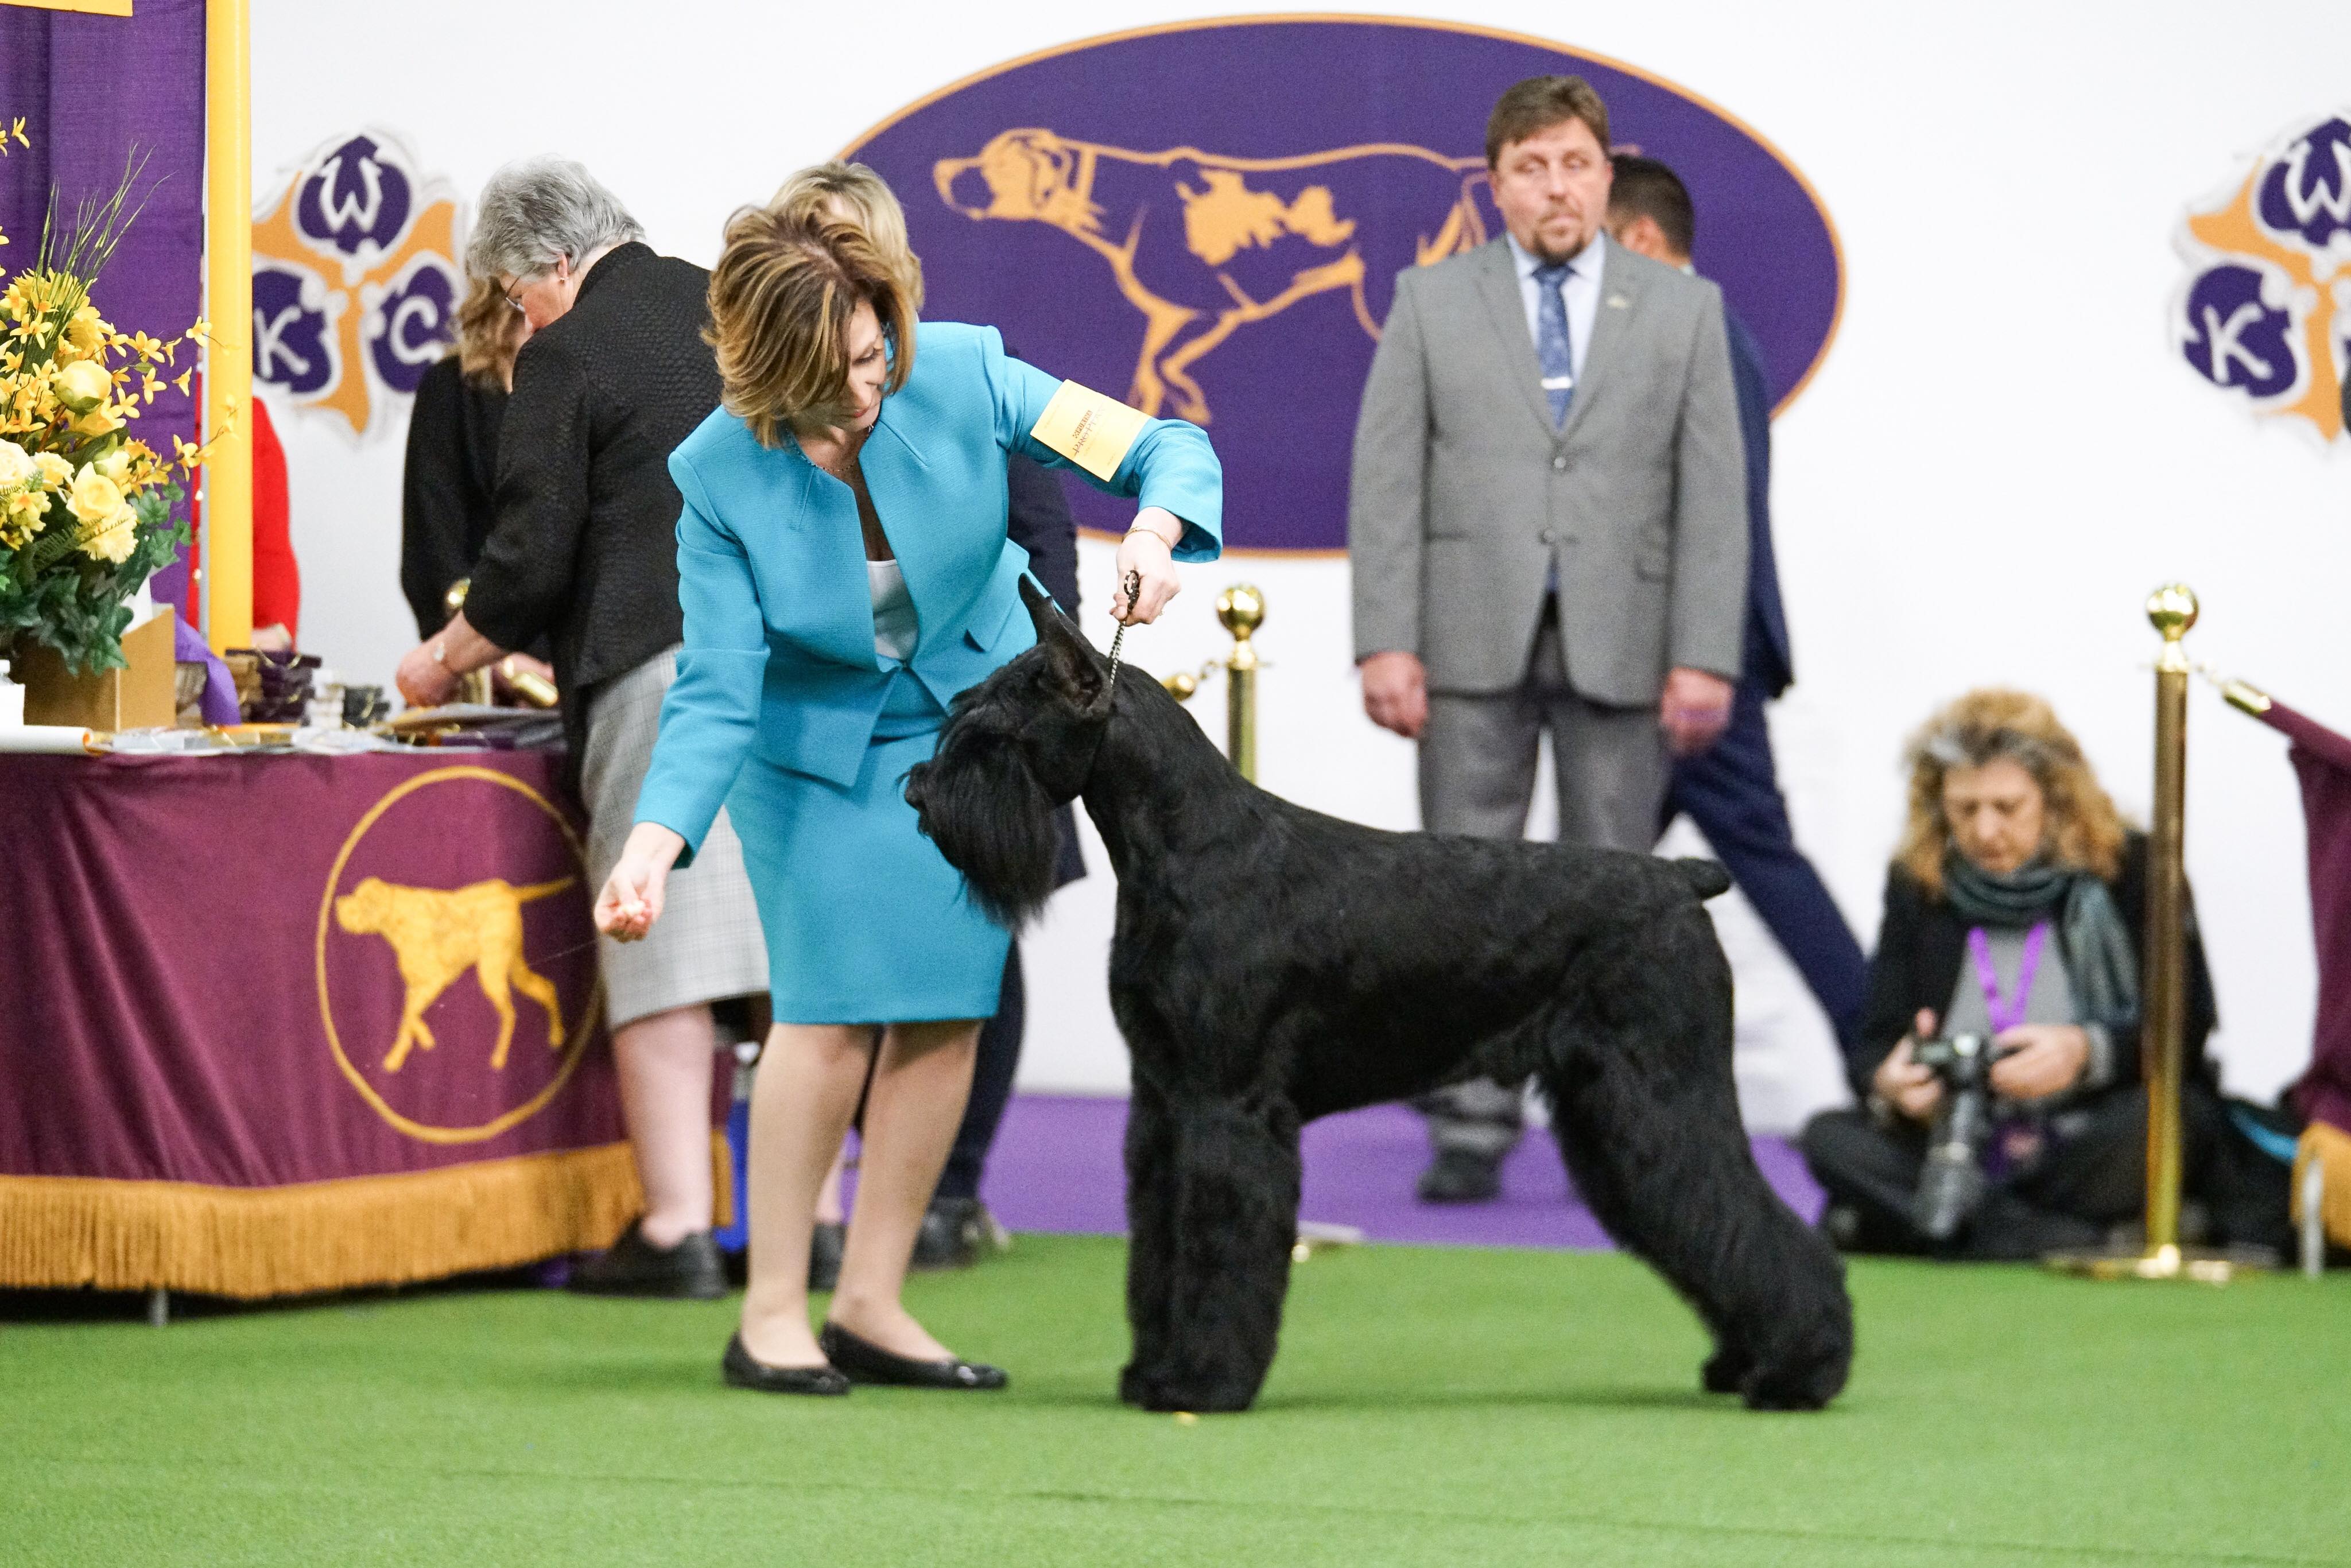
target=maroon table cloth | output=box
[0,748,645,1298]
[2259,701,2351,1138]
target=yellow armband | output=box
[1029,379,1148,482]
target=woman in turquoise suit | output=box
[593,201,1221,1395]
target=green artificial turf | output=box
[3,1236,2347,1566]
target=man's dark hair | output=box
[1608,154,1696,259]
[1485,76,1610,168]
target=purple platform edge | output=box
[974,1094,1825,1251]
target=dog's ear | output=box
[1022,576,1108,709]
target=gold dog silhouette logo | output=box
[935,129,1488,422]
[333,875,575,1072]
[316,767,604,1144]
[849,18,1844,552]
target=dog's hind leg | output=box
[476,957,519,1071]
[1537,923,1853,1410]
[1119,1088,1301,1414]
[507,954,566,1047]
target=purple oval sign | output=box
[847,17,1842,552]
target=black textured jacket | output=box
[398,355,509,641]
[1849,832,2218,1099]
[463,243,719,775]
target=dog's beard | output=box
[906,735,1061,929]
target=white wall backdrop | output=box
[251,1,2351,1126]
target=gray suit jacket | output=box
[1349,235,1748,705]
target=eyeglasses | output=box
[502,258,568,315]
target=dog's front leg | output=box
[1122,1090,1301,1415]
[1118,1078,1179,1408]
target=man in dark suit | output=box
[1606,154,1868,1053]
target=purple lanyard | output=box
[1966,922,2049,1034]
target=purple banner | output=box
[846,18,1842,553]
[0,0,207,611]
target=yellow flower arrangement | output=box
[0,122,227,674]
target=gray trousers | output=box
[1414,606,1666,1160]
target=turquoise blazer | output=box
[635,322,1223,862]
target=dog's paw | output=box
[1735,1353,1848,1411]
[1700,1346,1750,1396]
[1119,1364,1257,1414]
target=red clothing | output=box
[248,396,300,641]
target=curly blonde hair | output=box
[1896,688,2127,898]
[451,274,528,391]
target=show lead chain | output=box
[1105,568,1141,692]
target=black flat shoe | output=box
[569,1220,727,1299]
[818,1321,1007,1390]
[721,1334,850,1396]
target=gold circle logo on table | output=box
[315,766,605,1144]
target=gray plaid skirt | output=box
[581,647,768,1030]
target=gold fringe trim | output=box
[0,1132,731,1300]
[2291,1122,2351,1251]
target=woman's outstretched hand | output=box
[595,822,687,942]
[1113,509,1185,624]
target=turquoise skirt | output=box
[727,669,1010,1024]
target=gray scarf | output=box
[1941,856,2140,1031]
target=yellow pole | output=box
[1216,585,1264,782]
[2046,585,2265,1282]
[2141,585,2194,1259]
[201,0,253,653]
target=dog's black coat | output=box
[906,583,1853,1412]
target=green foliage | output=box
[0,483,188,675]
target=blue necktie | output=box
[1535,260,1575,427]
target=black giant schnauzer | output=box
[906,583,1853,1413]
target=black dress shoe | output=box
[1417,1148,1502,1204]
[911,1197,1006,1271]
[568,1220,727,1299]
[818,1320,1007,1390]
[721,1334,850,1396]
[808,1222,844,1293]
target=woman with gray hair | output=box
[395,157,768,1298]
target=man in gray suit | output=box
[1349,75,1749,1202]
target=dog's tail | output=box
[510,877,579,904]
[1674,857,1732,901]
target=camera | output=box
[1908,1033,2016,1242]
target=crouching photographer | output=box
[1802,689,2267,1260]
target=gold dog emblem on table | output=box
[332,876,574,1072]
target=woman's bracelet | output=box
[1125,520,1179,551]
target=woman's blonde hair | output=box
[767,161,924,312]
[706,207,916,448]
[1896,688,2127,896]
[451,274,527,391]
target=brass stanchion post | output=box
[2048,585,2267,1282]
[1217,585,1264,782]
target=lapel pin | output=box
[1607,293,1631,309]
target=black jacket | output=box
[1006,451,1078,614]
[1849,832,2217,1099]
[399,355,509,641]
[463,243,720,773]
